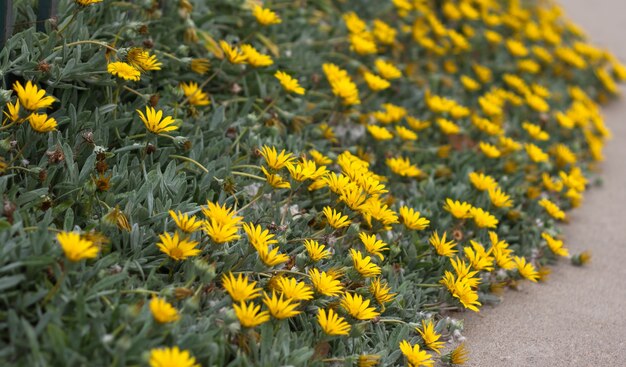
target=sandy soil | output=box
[460,1,626,366]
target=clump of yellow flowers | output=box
[0,0,619,365]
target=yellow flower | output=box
[180,81,211,106]
[323,207,351,229]
[437,118,461,135]
[28,113,57,133]
[465,241,494,271]
[156,232,200,261]
[358,354,381,367]
[447,343,469,365]
[469,207,499,228]
[443,199,473,219]
[452,277,481,312]
[169,210,202,233]
[318,308,351,335]
[56,231,99,262]
[274,71,305,95]
[148,346,200,367]
[499,136,523,153]
[252,5,281,26]
[13,81,55,111]
[468,172,498,191]
[263,291,301,319]
[386,156,421,178]
[75,0,103,5]
[323,63,360,105]
[541,233,570,257]
[367,125,394,141]
[190,58,210,74]
[399,206,430,230]
[309,150,332,166]
[488,187,513,208]
[372,19,396,45]
[202,202,242,244]
[233,301,270,328]
[136,106,178,134]
[506,39,528,57]
[514,256,539,282]
[538,198,566,220]
[369,278,396,305]
[363,72,390,91]
[261,166,291,189]
[395,125,418,141]
[219,40,247,64]
[309,268,343,297]
[107,62,141,81]
[259,145,295,170]
[127,48,162,71]
[257,245,290,267]
[460,75,480,91]
[522,122,550,141]
[349,33,378,55]
[243,222,277,251]
[288,159,327,181]
[525,143,549,163]
[350,249,381,278]
[359,232,389,261]
[222,273,262,302]
[240,44,273,68]
[3,100,21,123]
[429,231,457,257]
[399,340,435,367]
[149,297,180,323]
[406,117,431,131]
[303,239,331,262]
[275,277,313,301]
[479,141,501,159]
[375,59,402,79]
[417,319,444,354]
[341,293,380,320]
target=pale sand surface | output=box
[461,1,626,366]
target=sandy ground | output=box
[461,1,626,366]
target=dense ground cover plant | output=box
[0,0,620,365]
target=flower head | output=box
[150,297,180,323]
[341,293,379,320]
[359,232,389,261]
[541,232,569,257]
[13,81,55,111]
[318,308,351,335]
[323,207,351,229]
[386,156,422,177]
[309,268,343,296]
[363,72,390,91]
[260,146,295,170]
[369,278,396,305]
[222,273,262,302]
[303,239,331,262]
[257,245,290,267]
[399,206,430,230]
[169,210,202,233]
[107,62,141,81]
[275,277,313,301]
[468,172,498,191]
[180,81,211,106]
[417,319,444,354]
[253,5,281,26]
[514,256,540,282]
[429,231,457,257]
[469,207,499,228]
[288,159,327,181]
[156,232,200,261]
[148,346,200,367]
[28,113,57,133]
[56,231,99,262]
[241,44,273,68]
[233,302,270,328]
[243,222,277,250]
[350,249,381,278]
[203,201,242,243]
[275,71,305,94]
[3,100,21,123]
[219,41,247,64]
[137,107,178,134]
[127,48,162,71]
[76,0,103,5]
[399,340,434,367]
[488,187,513,208]
[443,199,473,219]
[263,291,301,319]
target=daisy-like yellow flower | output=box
[222,272,262,302]
[399,206,430,230]
[259,145,295,170]
[469,207,499,228]
[180,81,211,106]
[341,293,380,320]
[367,125,394,141]
[274,71,305,95]
[56,231,99,262]
[323,207,351,229]
[350,249,381,278]
[168,210,202,233]
[386,156,422,178]
[514,256,539,282]
[252,5,281,26]
[322,63,361,105]
[219,40,247,64]
[127,48,162,72]
[525,143,549,163]
[375,59,402,79]
[309,150,332,166]
[479,141,502,159]
[202,201,243,244]
[358,354,381,367]
[156,232,200,261]
[243,222,277,251]
[261,166,291,189]
[399,340,435,367]
[541,233,570,257]
[417,319,444,354]
[451,278,481,312]
[28,113,57,133]
[359,232,389,261]
[107,62,141,81]
[437,118,461,135]
[363,72,390,91]
[395,126,418,141]
[468,172,498,191]
[288,159,327,181]
[522,122,550,141]
[303,239,331,262]
[233,301,270,328]
[149,297,180,323]
[75,0,103,5]
[488,187,513,208]
[429,231,457,257]
[443,198,473,219]
[309,268,343,296]
[263,291,301,319]
[445,343,469,365]
[136,106,178,134]
[13,81,55,111]
[538,198,566,220]
[369,278,396,305]
[465,241,494,271]
[275,277,313,301]
[257,245,290,267]
[3,100,21,123]
[240,44,273,68]
[318,308,351,335]
[148,346,200,367]
[190,58,210,74]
